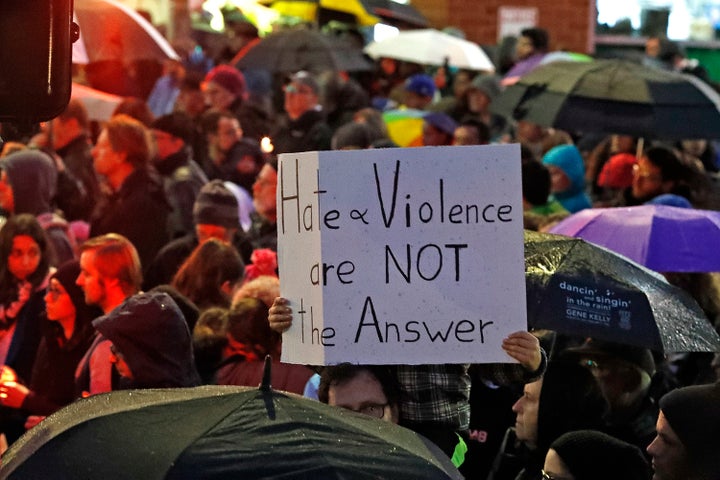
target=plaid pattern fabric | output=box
[395,351,547,431]
[396,364,472,430]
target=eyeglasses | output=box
[283,84,314,95]
[582,358,601,370]
[581,358,632,374]
[348,403,388,419]
[632,163,661,182]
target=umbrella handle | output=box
[636,137,644,159]
[260,355,272,391]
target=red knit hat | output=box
[598,153,636,189]
[204,65,247,100]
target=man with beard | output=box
[199,109,264,194]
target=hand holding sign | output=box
[269,297,292,333]
[277,145,526,365]
[270,297,542,371]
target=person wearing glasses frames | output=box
[561,338,659,455]
[629,146,696,207]
[271,71,332,155]
[317,363,401,424]
[269,297,546,473]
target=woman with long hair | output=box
[0,260,101,417]
[171,238,244,311]
[0,214,53,383]
[0,214,54,443]
[213,297,314,394]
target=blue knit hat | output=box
[404,74,436,98]
[423,112,457,136]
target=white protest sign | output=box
[277,145,526,365]
[497,6,538,40]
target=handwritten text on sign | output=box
[277,145,526,365]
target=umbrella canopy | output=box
[538,51,594,66]
[234,28,372,73]
[71,82,122,121]
[548,205,720,273]
[492,59,720,140]
[73,0,179,64]
[382,108,426,146]
[261,0,428,28]
[0,385,462,480]
[524,230,720,353]
[223,0,280,36]
[364,29,495,71]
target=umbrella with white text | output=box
[524,230,720,353]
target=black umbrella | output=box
[234,28,372,73]
[492,59,720,140]
[524,230,720,353]
[0,364,462,479]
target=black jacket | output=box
[90,168,171,268]
[271,108,332,155]
[155,147,208,240]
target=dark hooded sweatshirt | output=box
[0,150,76,265]
[93,291,200,389]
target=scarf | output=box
[0,270,53,332]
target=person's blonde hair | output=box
[232,275,279,308]
[81,233,142,295]
[104,114,152,169]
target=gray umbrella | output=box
[1,368,463,480]
[493,59,720,140]
[235,28,372,73]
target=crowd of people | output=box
[0,17,718,480]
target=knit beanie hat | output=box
[51,260,103,329]
[192,180,240,229]
[659,382,720,476]
[598,153,637,189]
[204,65,247,100]
[469,74,501,101]
[150,112,194,144]
[550,430,650,480]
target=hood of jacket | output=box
[93,291,200,388]
[542,144,586,197]
[1,150,57,215]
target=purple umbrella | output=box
[549,205,720,272]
